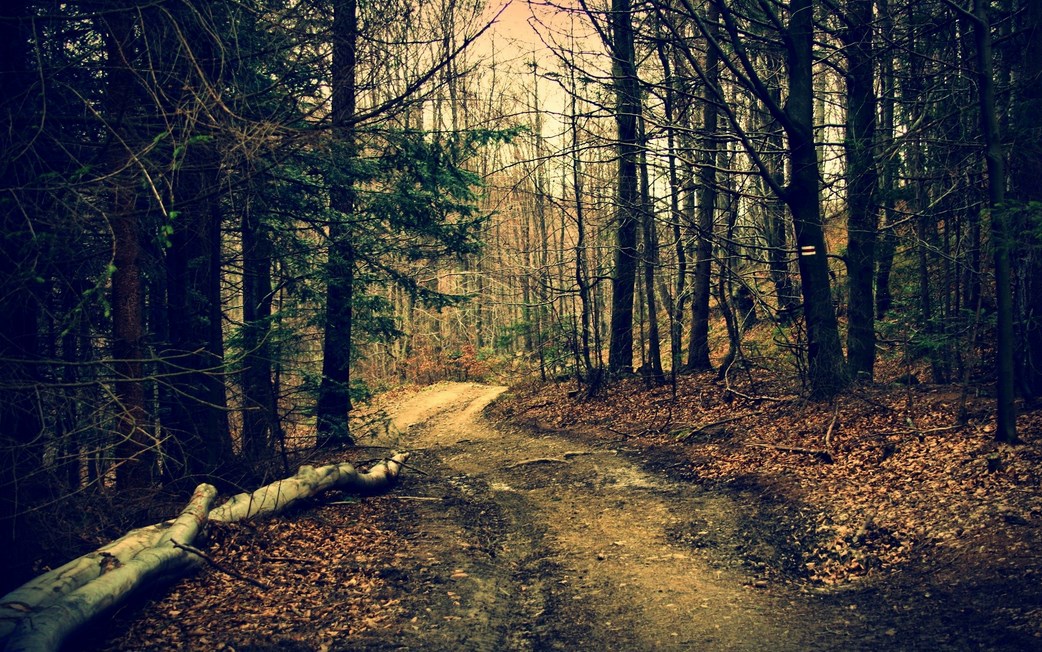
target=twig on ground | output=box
[171,540,271,591]
[261,556,317,565]
[719,385,798,404]
[507,457,569,469]
[675,413,752,441]
[854,508,879,543]
[874,425,964,437]
[562,451,593,459]
[392,457,430,476]
[746,442,834,463]
[824,403,840,452]
[603,425,634,437]
[362,457,428,476]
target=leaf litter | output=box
[82,492,411,651]
[492,372,1042,639]
[79,375,1042,648]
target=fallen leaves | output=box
[94,496,411,651]
[495,373,1042,590]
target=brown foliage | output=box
[494,373,1042,588]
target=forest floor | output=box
[85,378,1042,651]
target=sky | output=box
[478,0,598,66]
[486,0,550,56]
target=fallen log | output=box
[1,453,409,652]
[3,485,218,652]
[0,524,167,640]
[210,455,409,522]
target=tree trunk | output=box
[716,165,740,381]
[971,0,1016,442]
[157,1,233,479]
[569,69,596,384]
[761,52,798,323]
[638,116,665,385]
[240,186,279,461]
[1010,0,1042,400]
[0,0,45,577]
[3,485,218,652]
[104,6,154,489]
[842,0,879,382]
[533,74,553,381]
[0,524,168,641]
[875,0,897,321]
[0,1,46,579]
[686,2,719,372]
[163,150,234,477]
[875,221,896,319]
[607,0,640,376]
[657,41,688,377]
[317,0,359,447]
[782,0,848,398]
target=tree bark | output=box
[3,486,218,652]
[240,187,279,461]
[607,0,641,376]
[677,0,849,396]
[761,52,798,324]
[686,2,719,372]
[783,0,848,397]
[0,0,45,576]
[842,0,879,382]
[716,162,740,380]
[638,116,665,385]
[104,5,154,489]
[317,0,359,446]
[163,148,234,476]
[875,0,897,321]
[1010,0,1042,400]
[971,0,1016,442]
[158,1,233,478]
[656,39,688,377]
[0,525,167,640]
[569,63,596,384]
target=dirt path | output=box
[67,379,1039,651]
[84,380,1037,650]
[348,382,826,650]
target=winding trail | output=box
[358,382,815,650]
[78,380,1041,651]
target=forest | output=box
[1,0,1040,648]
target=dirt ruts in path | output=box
[74,381,1037,651]
[356,382,816,651]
